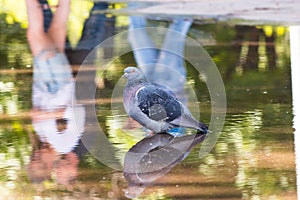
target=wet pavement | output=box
[105,0,300,25]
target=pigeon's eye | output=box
[131,69,135,73]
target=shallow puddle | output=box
[0,1,296,199]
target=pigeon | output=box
[122,66,208,134]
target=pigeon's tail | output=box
[169,113,209,134]
[197,122,209,134]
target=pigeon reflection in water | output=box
[123,132,206,198]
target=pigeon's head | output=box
[122,66,146,82]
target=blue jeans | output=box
[128,15,192,93]
[33,50,72,94]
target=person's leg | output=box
[26,0,55,56]
[39,0,53,32]
[69,2,111,102]
[156,18,193,78]
[128,15,158,77]
[76,2,109,50]
[47,0,70,53]
[152,19,193,89]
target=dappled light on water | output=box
[0,2,296,199]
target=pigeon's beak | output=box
[122,72,128,79]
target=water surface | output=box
[0,2,296,199]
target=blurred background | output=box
[0,0,296,199]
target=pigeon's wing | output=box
[136,85,182,122]
[128,105,173,133]
[152,83,178,99]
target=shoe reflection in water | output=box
[123,132,206,198]
[25,0,85,185]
